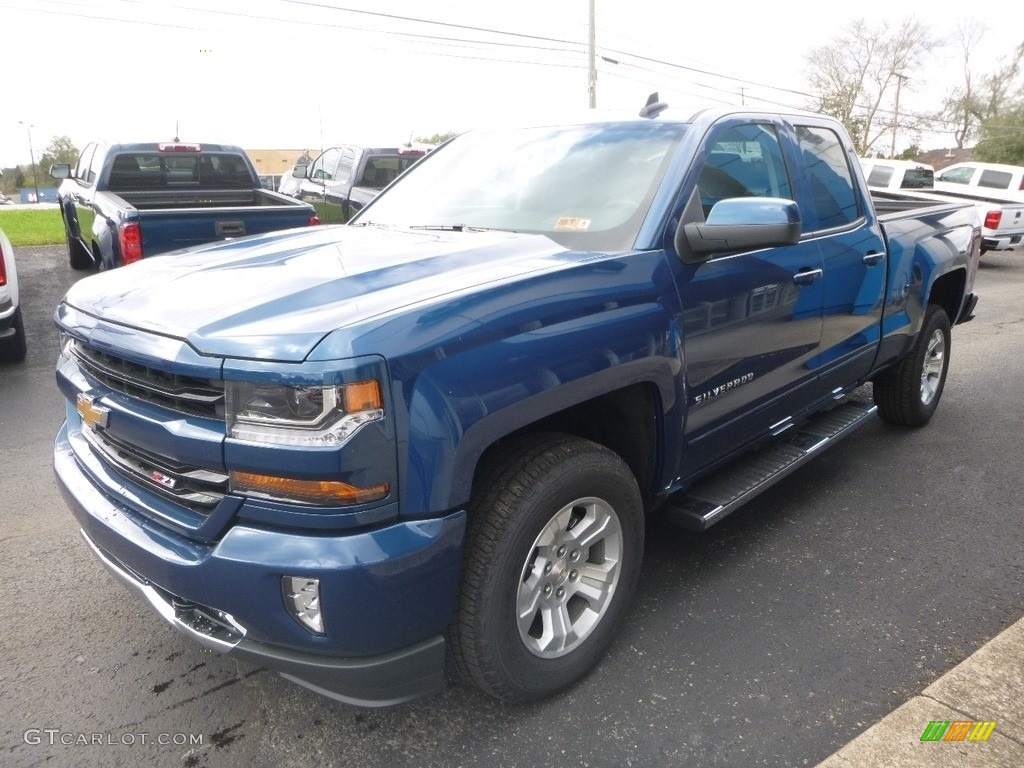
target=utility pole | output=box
[588,0,596,108]
[18,121,40,203]
[890,73,908,158]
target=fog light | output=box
[282,576,324,635]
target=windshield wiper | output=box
[407,224,492,232]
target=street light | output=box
[18,121,40,204]
[890,73,908,159]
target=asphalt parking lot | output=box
[1,244,1022,768]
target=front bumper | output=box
[55,423,466,707]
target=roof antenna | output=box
[639,92,668,119]
[174,120,180,143]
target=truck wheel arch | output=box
[402,361,677,518]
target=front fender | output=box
[399,303,681,517]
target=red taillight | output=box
[984,210,1002,229]
[0,248,7,286]
[1019,177,1024,191]
[119,222,143,264]
[309,215,321,226]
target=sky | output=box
[1,0,1022,169]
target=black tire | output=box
[448,433,644,702]
[0,306,27,363]
[873,304,951,426]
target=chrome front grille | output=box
[70,340,225,420]
[82,425,227,513]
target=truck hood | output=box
[62,225,578,361]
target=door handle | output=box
[793,268,823,286]
[862,252,884,266]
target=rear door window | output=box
[75,144,96,183]
[795,125,860,230]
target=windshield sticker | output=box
[554,217,592,231]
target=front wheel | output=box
[873,304,951,426]
[0,306,27,363]
[63,213,93,270]
[449,434,644,702]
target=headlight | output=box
[226,380,384,447]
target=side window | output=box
[795,125,860,230]
[335,149,356,185]
[867,165,894,187]
[978,169,1012,190]
[696,123,792,217]
[86,144,106,184]
[310,148,342,181]
[74,143,96,182]
[938,166,974,184]
[902,167,933,189]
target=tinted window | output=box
[357,154,425,188]
[867,165,894,187]
[901,168,933,188]
[796,126,859,230]
[106,153,254,190]
[978,170,1012,190]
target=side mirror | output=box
[51,163,71,180]
[292,165,309,179]
[675,194,801,263]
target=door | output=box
[674,120,825,473]
[789,122,887,390]
[70,143,98,252]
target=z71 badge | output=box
[694,373,755,405]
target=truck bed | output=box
[114,188,306,211]
[872,188,1024,252]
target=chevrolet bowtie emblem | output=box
[76,393,110,429]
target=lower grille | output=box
[83,426,227,513]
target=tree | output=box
[414,131,460,146]
[896,144,922,161]
[941,32,1024,149]
[804,17,938,157]
[0,167,22,195]
[37,135,80,177]
[940,18,988,149]
[974,104,1024,164]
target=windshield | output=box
[352,121,686,251]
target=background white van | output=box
[859,158,934,190]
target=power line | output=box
[278,0,586,49]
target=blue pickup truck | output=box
[53,105,980,707]
[51,142,319,270]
